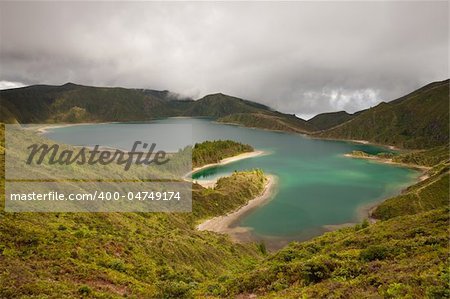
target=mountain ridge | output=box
[0,82,314,133]
[1,79,449,149]
[314,79,449,149]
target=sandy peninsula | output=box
[185,150,267,187]
[197,175,277,242]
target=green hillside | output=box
[4,80,448,149]
[316,79,449,149]
[218,112,315,133]
[308,110,355,131]
[182,93,270,118]
[200,145,450,297]
[0,157,267,298]
[0,83,314,133]
[372,163,449,220]
[344,145,449,221]
[183,94,314,133]
[0,129,267,297]
[0,83,173,123]
[212,207,449,298]
[393,145,450,167]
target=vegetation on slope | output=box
[392,145,450,167]
[218,112,315,133]
[308,111,355,131]
[0,84,314,134]
[316,79,449,149]
[0,125,269,298]
[345,145,449,221]
[2,121,449,298]
[192,140,253,168]
[0,83,175,123]
[2,80,449,150]
[0,164,266,297]
[182,93,271,118]
[192,169,267,220]
[207,208,449,298]
[372,163,449,220]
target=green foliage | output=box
[218,112,315,133]
[394,145,449,166]
[182,93,270,118]
[192,140,253,168]
[360,245,391,261]
[373,166,449,220]
[308,110,354,131]
[376,152,395,159]
[215,208,449,298]
[78,285,92,296]
[0,84,311,134]
[317,79,450,149]
[257,242,267,255]
[348,150,372,158]
[0,129,267,298]
[192,169,266,219]
[0,83,173,123]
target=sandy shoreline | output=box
[31,122,117,135]
[307,134,403,152]
[197,175,277,242]
[343,152,431,222]
[343,153,431,171]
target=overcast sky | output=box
[0,1,448,119]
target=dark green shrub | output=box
[78,285,91,295]
[257,242,267,255]
[301,259,333,284]
[360,245,390,261]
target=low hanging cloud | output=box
[0,1,447,118]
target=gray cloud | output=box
[0,1,448,118]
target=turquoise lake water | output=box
[44,118,420,244]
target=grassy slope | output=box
[0,168,267,298]
[1,80,448,148]
[210,145,449,298]
[308,111,355,131]
[218,113,315,133]
[373,172,449,220]
[0,127,268,298]
[183,93,269,118]
[0,83,175,123]
[372,162,449,220]
[344,145,449,221]
[185,94,314,133]
[215,208,449,298]
[316,80,449,149]
[0,85,314,133]
[393,145,450,167]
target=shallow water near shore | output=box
[45,118,420,246]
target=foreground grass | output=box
[345,146,449,221]
[0,167,267,298]
[208,208,449,298]
[373,168,449,220]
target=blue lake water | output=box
[44,118,419,243]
